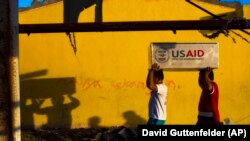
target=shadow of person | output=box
[123,111,147,127]
[21,98,42,129]
[88,116,101,128]
[34,94,80,129]
[20,75,77,129]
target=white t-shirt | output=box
[148,83,168,120]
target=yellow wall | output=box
[19,0,250,129]
[243,5,250,18]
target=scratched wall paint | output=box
[19,0,250,128]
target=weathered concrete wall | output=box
[0,0,20,140]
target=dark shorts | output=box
[147,118,165,125]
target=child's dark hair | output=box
[154,69,164,80]
[199,69,214,81]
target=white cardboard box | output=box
[151,42,219,70]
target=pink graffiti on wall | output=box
[110,79,146,90]
[78,79,102,90]
[77,78,180,91]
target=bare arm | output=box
[146,63,159,92]
[203,67,214,93]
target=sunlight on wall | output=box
[19,0,250,128]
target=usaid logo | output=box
[151,43,218,69]
[154,48,169,63]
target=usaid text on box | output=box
[151,42,219,69]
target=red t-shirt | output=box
[198,82,220,124]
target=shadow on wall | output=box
[199,11,250,43]
[88,116,101,128]
[63,0,103,23]
[123,110,147,127]
[87,111,146,128]
[199,12,237,39]
[20,70,80,129]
